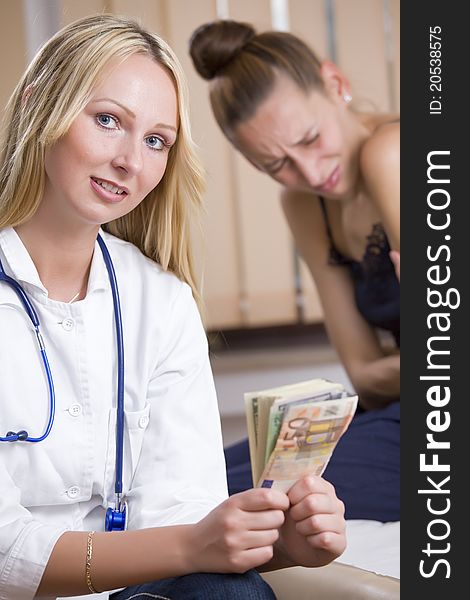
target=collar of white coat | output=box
[0,226,110,297]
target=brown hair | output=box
[189,20,324,137]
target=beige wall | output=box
[0,0,27,114]
[0,0,400,330]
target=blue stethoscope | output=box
[0,234,127,531]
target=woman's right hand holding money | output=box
[188,488,289,573]
[277,475,346,568]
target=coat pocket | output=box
[124,402,151,479]
[104,402,151,502]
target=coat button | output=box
[139,415,149,428]
[62,318,75,331]
[67,486,80,499]
[68,403,82,417]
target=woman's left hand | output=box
[278,475,346,567]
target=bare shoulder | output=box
[360,119,400,176]
[359,119,400,248]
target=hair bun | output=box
[189,20,256,80]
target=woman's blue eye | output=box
[145,135,165,151]
[96,114,118,129]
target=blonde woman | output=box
[190,20,400,523]
[0,15,346,600]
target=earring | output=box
[343,92,352,104]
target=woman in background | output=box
[0,15,346,600]
[190,20,400,522]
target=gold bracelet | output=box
[85,531,99,594]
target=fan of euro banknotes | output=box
[244,378,358,492]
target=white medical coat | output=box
[0,227,228,600]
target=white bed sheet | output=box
[336,519,400,579]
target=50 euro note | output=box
[264,389,348,466]
[257,394,358,492]
[245,378,346,484]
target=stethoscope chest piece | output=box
[105,500,128,531]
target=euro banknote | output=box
[244,378,358,491]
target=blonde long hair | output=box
[0,14,205,305]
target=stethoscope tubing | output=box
[0,265,56,443]
[97,235,125,499]
[0,234,127,527]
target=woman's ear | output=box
[320,61,352,105]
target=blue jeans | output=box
[110,570,276,599]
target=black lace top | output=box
[319,198,400,346]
